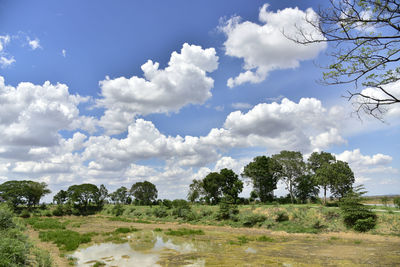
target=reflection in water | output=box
[71,234,202,267]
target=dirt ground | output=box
[26,215,400,266]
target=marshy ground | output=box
[26,214,400,266]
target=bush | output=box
[0,208,16,230]
[39,230,92,251]
[394,197,400,209]
[20,209,31,218]
[217,201,239,220]
[111,204,124,217]
[52,205,65,216]
[0,237,30,266]
[275,211,289,222]
[241,214,266,227]
[152,206,168,218]
[353,217,376,232]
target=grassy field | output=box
[97,203,400,236]
[24,213,400,266]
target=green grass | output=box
[26,217,68,230]
[165,228,204,236]
[38,230,95,251]
[108,217,132,222]
[257,235,274,242]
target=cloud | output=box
[336,149,393,169]
[220,4,326,87]
[62,49,66,57]
[0,35,15,68]
[231,102,252,109]
[27,37,41,50]
[0,76,93,157]
[97,43,219,134]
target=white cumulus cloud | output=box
[220,4,326,87]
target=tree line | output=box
[0,150,355,214]
[188,150,355,205]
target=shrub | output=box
[241,214,266,227]
[19,209,31,218]
[217,201,239,220]
[52,206,65,216]
[152,206,168,218]
[353,217,376,232]
[0,237,30,266]
[165,228,204,236]
[394,197,400,209]
[26,217,67,230]
[0,208,16,230]
[114,227,131,234]
[111,204,124,217]
[39,230,92,251]
[275,211,289,222]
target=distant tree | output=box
[202,172,224,205]
[294,174,320,203]
[308,151,336,204]
[53,190,68,205]
[66,183,101,213]
[329,161,355,200]
[272,151,307,204]
[242,156,281,203]
[130,181,158,205]
[292,0,400,119]
[98,184,108,206]
[0,180,50,210]
[109,186,130,204]
[187,179,203,203]
[219,168,243,203]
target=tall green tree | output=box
[202,172,224,205]
[109,186,130,204]
[187,179,203,203]
[130,181,158,205]
[328,161,355,200]
[272,151,306,204]
[242,156,281,203]
[308,151,336,204]
[53,189,68,205]
[67,183,101,213]
[219,168,243,203]
[0,180,50,210]
[294,174,319,203]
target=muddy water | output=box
[70,229,400,267]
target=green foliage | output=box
[19,210,30,218]
[257,235,274,242]
[340,186,377,232]
[294,175,319,203]
[242,156,281,203]
[130,181,158,205]
[39,230,92,251]
[114,227,131,234]
[53,190,68,205]
[272,150,307,204]
[152,206,168,218]
[109,186,130,204]
[217,196,239,220]
[111,203,124,217]
[274,211,289,222]
[26,217,68,230]
[0,237,30,267]
[241,214,266,227]
[165,228,204,236]
[0,180,50,210]
[0,208,16,230]
[92,261,106,267]
[67,183,103,215]
[393,197,400,209]
[31,247,52,267]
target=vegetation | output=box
[130,181,158,205]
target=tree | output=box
[187,179,203,203]
[53,190,68,205]
[0,180,50,210]
[219,168,243,203]
[202,172,224,205]
[109,186,130,204]
[98,184,108,206]
[308,151,336,204]
[293,0,400,118]
[272,151,307,204]
[66,183,101,214]
[329,161,355,199]
[294,174,320,203]
[242,156,281,203]
[130,181,158,205]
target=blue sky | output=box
[0,0,399,200]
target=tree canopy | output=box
[0,180,50,209]
[130,181,158,205]
[242,156,281,203]
[293,0,400,118]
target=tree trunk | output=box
[323,185,327,205]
